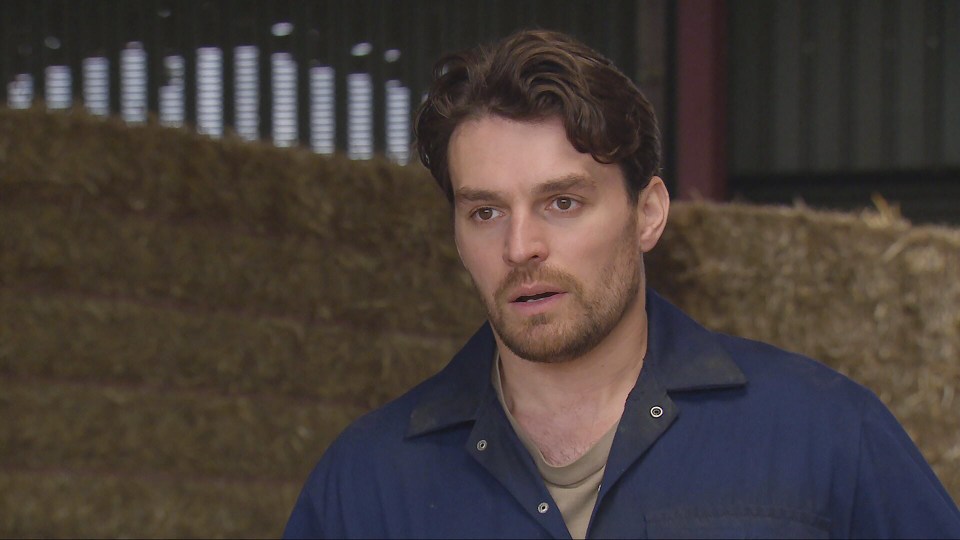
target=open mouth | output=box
[513,292,560,303]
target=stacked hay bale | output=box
[0,108,957,537]
[0,107,484,537]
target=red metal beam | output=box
[675,0,728,200]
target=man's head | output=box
[415,30,668,363]
[414,29,661,205]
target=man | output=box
[284,30,960,539]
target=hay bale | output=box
[1,107,957,538]
[0,107,452,243]
[0,107,486,537]
[0,378,359,479]
[0,196,481,337]
[0,469,299,538]
[0,290,463,406]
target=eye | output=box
[471,207,503,222]
[551,197,580,211]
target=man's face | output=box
[448,115,647,363]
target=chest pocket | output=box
[644,505,830,539]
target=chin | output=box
[499,321,604,364]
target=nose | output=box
[504,212,548,266]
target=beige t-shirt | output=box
[493,358,619,540]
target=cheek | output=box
[455,230,499,287]
[565,229,616,261]
[563,221,637,273]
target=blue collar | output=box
[406,288,747,438]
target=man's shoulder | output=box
[308,323,493,477]
[328,370,446,454]
[284,365,469,539]
[648,290,877,414]
[718,332,848,380]
[712,331,880,413]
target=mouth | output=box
[512,291,561,303]
[500,279,571,316]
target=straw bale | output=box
[0,107,451,243]
[0,378,359,480]
[0,290,463,405]
[0,469,298,538]
[2,107,958,537]
[0,196,482,338]
[648,201,960,502]
[300,325,468,408]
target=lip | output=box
[508,291,567,316]
[508,283,565,302]
[506,284,567,316]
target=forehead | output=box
[448,115,624,197]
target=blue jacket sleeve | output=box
[283,484,323,539]
[848,395,960,538]
[283,446,343,539]
[282,432,372,539]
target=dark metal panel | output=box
[63,0,85,100]
[410,0,438,96]
[370,0,387,153]
[436,0,457,55]
[332,0,353,150]
[731,0,960,174]
[292,0,312,146]
[837,2,856,170]
[943,0,960,165]
[729,0,774,174]
[612,0,638,79]
[878,0,898,168]
[392,0,421,111]
[896,0,927,168]
[35,0,54,103]
[810,0,844,172]
[852,0,884,169]
[728,0,959,224]
[772,0,801,171]
[0,0,645,157]
[0,3,9,89]
[734,170,960,226]
[0,3,4,86]
[161,0,190,122]
[922,0,945,166]
[637,0,669,135]
[25,0,44,103]
[564,0,588,39]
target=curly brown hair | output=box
[414,29,661,204]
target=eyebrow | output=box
[454,174,596,204]
[533,174,597,197]
[454,187,502,204]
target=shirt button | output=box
[537,502,550,514]
[650,406,664,418]
[476,439,488,451]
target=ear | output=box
[635,176,670,253]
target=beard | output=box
[476,219,644,363]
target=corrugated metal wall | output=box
[0,0,642,158]
[729,0,959,225]
[730,0,960,175]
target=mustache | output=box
[494,265,581,302]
